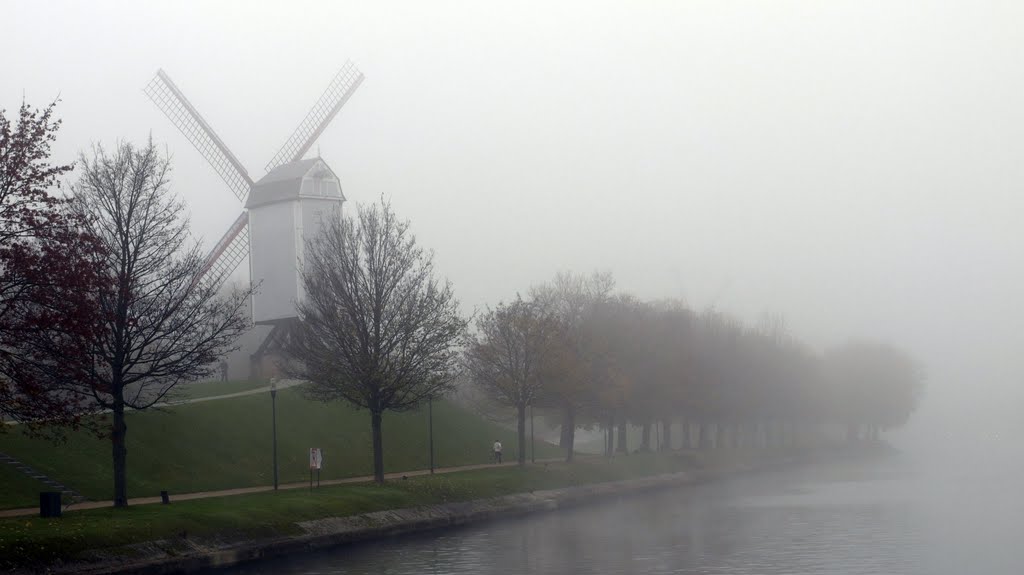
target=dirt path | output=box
[0,458,562,518]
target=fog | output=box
[4,0,1023,434]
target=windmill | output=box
[143,61,364,376]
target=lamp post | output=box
[270,378,279,491]
[428,394,435,474]
[530,404,535,464]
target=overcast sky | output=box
[4,0,1023,420]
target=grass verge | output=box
[0,465,51,509]
[0,452,694,570]
[0,387,562,507]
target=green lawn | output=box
[0,464,51,509]
[0,453,693,569]
[0,386,562,507]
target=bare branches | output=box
[286,198,465,483]
[464,297,562,409]
[71,140,251,408]
[463,297,564,466]
[70,140,252,505]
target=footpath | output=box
[0,459,557,518]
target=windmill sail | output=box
[201,211,250,284]
[144,69,253,202]
[265,61,364,172]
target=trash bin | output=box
[39,492,61,518]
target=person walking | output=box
[492,439,503,464]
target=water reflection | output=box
[210,451,1024,575]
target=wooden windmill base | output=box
[249,319,297,381]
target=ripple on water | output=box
[206,454,1024,575]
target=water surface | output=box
[211,447,1023,574]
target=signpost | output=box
[270,379,278,491]
[309,447,323,490]
[428,395,434,474]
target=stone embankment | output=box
[46,461,777,575]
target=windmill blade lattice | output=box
[265,61,364,172]
[201,212,250,285]
[144,70,253,202]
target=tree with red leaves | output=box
[0,100,104,436]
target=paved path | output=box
[0,458,563,518]
[160,379,306,407]
[3,380,308,428]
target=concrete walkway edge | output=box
[51,469,740,575]
[0,458,563,518]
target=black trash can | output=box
[39,492,62,518]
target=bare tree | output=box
[530,270,614,461]
[72,140,252,507]
[464,296,562,466]
[824,341,924,442]
[286,199,466,484]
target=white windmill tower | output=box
[143,62,364,377]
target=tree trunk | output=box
[680,419,690,449]
[661,419,672,451]
[559,408,571,449]
[371,410,384,483]
[641,422,651,451]
[564,405,576,462]
[605,412,614,457]
[716,422,727,449]
[698,423,712,450]
[846,422,860,443]
[617,418,628,454]
[111,401,128,507]
[516,403,527,467]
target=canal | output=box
[208,445,1023,574]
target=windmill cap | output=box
[246,158,345,209]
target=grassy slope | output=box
[0,454,692,568]
[0,465,51,509]
[0,387,561,508]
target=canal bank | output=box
[7,447,876,574]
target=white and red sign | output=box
[309,448,323,470]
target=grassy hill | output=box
[0,384,561,509]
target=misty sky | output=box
[3,1,1023,420]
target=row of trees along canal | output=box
[465,274,923,465]
[0,101,922,507]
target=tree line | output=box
[0,100,922,506]
[466,272,923,465]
